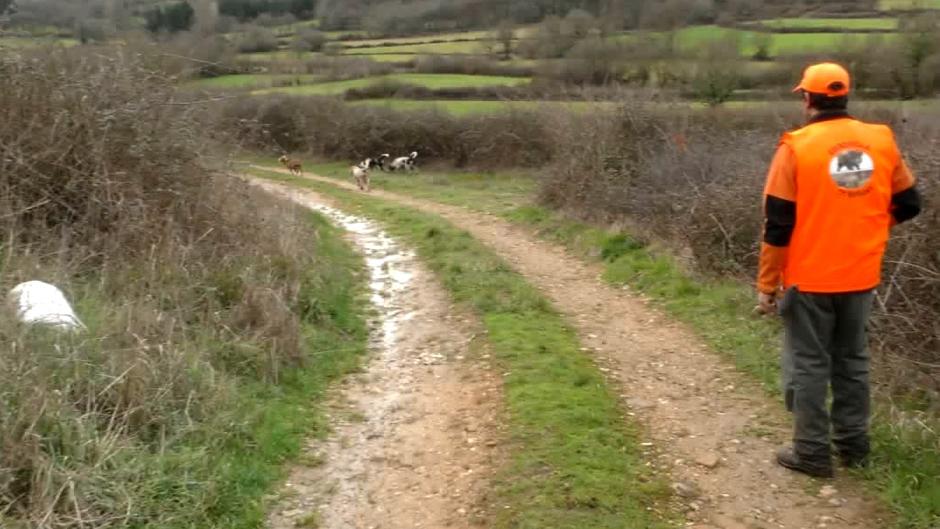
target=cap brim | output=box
[792,84,804,93]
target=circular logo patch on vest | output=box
[829,149,874,189]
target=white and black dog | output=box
[375,153,391,172]
[389,151,418,172]
[351,157,375,191]
[356,157,381,171]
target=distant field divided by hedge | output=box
[251,73,530,96]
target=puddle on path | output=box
[252,181,504,529]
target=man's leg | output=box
[831,290,875,466]
[779,289,836,476]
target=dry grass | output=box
[0,48,339,527]
[536,101,940,405]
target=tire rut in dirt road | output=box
[257,167,890,529]
[252,180,504,529]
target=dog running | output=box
[351,157,378,192]
[389,151,418,172]
[278,155,303,176]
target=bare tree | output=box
[495,20,514,61]
[194,0,219,35]
[0,0,13,26]
[896,12,940,97]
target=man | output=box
[757,63,921,478]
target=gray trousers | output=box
[779,287,875,462]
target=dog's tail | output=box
[409,151,418,160]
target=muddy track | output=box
[255,167,889,529]
[252,180,504,529]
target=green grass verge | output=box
[255,159,938,528]
[502,206,939,529]
[252,73,530,96]
[137,211,368,528]
[248,165,676,529]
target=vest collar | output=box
[807,110,851,125]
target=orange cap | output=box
[793,62,851,97]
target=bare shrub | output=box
[323,41,344,56]
[245,54,394,79]
[254,12,297,27]
[313,55,395,80]
[516,15,577,59]
[237,24,279,53]
[292,27,327,52]
[538,99,940,401]
[413,54,533,77]
[146,31,240,78]
[217,94,552,168]
[0,47,322,527]
[539,37,627,85]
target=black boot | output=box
[776,446,834,478]
[837,451,869,469]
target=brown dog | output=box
[278,155,303,176]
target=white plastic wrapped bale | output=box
[9,280,85,331]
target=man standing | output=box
[757,63,922,477]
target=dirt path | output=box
[256,167,888,529]
[252,180,504,529]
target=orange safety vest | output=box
[782,117,900,293]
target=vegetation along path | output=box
[251,179,504,528]
[254,165,890,529]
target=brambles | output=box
[537,101,940,402]
[0,49,359,528]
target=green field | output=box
[760,17,899,30]
[676,26,884,56]
[342,53,419,62]
[252,73,530,96]
[350,98,940,116]
[0,36,79,48]
[185,73,321,90]
[352,99,616,115]
[307,162,536,215]
[350,98,777,115]
[238,49,320,61]
[629,25,901,56]
[879,0,940,8]
[245,25,887,62]
[341,30,492,48]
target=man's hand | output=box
[755,291,778,316]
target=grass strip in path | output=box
[248,167,677,529]
[503,205,940,529]
[247,159,937,528]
